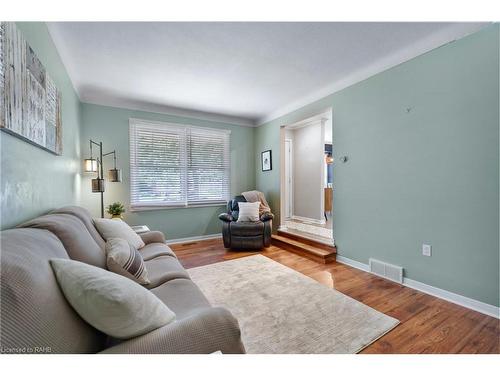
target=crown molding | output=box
[257,22,489,126]
[81,95,257,127]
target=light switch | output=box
[422,244,432,257]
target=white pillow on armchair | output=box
[237,202,260,222]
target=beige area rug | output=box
[188,255,399,354]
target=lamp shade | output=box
[108,168,122,182]
[84,158,98,172]
[91,178,105,193]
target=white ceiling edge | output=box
[256,22,490,126]
[80,96,256,127]
[47,22,490,129]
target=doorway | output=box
[279,108,334,245]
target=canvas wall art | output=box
[0,22,62,155]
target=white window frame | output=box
[129,118,231,211]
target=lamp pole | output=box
[86,140,122,218]
[99,141,104,218]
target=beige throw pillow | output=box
[106,238,150,285]
[50,258,175,339]
[237,201,260,222]
[94,218,145,249]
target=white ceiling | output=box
[47,22,488,126]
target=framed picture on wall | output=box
[261,150,272,171]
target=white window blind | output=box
[129,119,231,210]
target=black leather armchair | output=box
[218,195,274,250]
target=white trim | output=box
[291,215,326,225]
[319,119,326,222]
[336,255,370,272]
[336,255,500,319]
[257,23,489,126]
[285,112,330,130]
[284,138,293,219]
[165,233,222,245]
[403,278,499,319]
[130,202,226,212]
[278,227,335,247]
[279,127,286,229]
[82,97,255,127]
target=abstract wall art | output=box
[0,22,62,155]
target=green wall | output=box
[255,25,499,307]
[80,103,255,240]
[0,22,82,229]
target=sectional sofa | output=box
[0,206,245,354]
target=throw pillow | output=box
[105,238,150,285]
[50,258,175,339]
[94,218,145,249]
[237,201,260,222]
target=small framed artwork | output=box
[261,150,272,171]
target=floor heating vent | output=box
[369,258,403,284]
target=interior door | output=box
[284,139,293,218]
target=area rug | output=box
[188,255,399,354]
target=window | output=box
[129,118,230,210]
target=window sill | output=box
[130,202,226,212]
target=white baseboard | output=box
[291,215,326,225]
[336,255,370,272]
[165,233,222,245]
[336,255,499,319]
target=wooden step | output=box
[277,229,336,252]
[271,234,336,264]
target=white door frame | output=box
[279,108,335,247]
[284,139,293,219]
[279,126,287,230]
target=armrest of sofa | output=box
[99,307,245,354]
[140,231,166,245]
[260,212,274,222]
[218,213,233,222]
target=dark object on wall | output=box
[218,195,274,250]
[0,22,63,155]
[84,140,122,218]
[325,143,334,185]
[261,150,272,171]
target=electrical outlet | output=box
[422,244,432,257]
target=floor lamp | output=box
[83,140,122,218]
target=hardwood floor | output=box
[171,238,500,354]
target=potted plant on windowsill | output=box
[107,202,125,219]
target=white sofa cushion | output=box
[94,218,145,249]
[50,258,175,339]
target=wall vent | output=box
[369,258,403,284]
